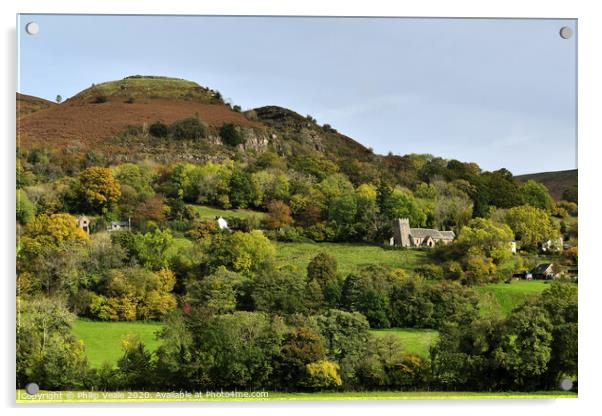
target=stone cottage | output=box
[390,218,455,248]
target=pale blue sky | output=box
[17,15,577,175]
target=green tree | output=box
[219,123,245,146]
[496,305,553,387]
[17,298,88,389]
[505,205,559,247]
[229,168,255,209]
[206,230,275,278]
[198,312,286,389]
[457,217,514,261]
[314,309,370,384]
[116,334,154,390]
[186,268,246,313]
[252,265,307,315]
[131,228,174,270]
[16,189,35,225]
[520,180,554,211]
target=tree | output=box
[265,200,293,230]
[219,123,245,146]
[21,213,89,249]
[314,309,370,384]
[505,205,559,247]
[275,327,326,389]
[78,166,121,213]
[16,189,35,225]
[198,312,286,389]
[186,268,246,313]
[520,180,554,211]
[496,305,553,387]
[55,95,62,104]
[457,217,514,261]
[89,267,176,321]
[116,335,154,390]
[229,168,255,209]
[17,298,88,389]
[131,228,174,270]
[307,253,338,286]
[206,230,275,278]
[252,265,307,315]
[170,117,207,140]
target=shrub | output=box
[220,123,245,146]
[303,360,342,389]
[170,117,207,140]
[125,96,135,104]
[94,95,108,103]
[149,121,169,138]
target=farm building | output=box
[108,220,131,232]
[76,215,90,234]
[390,218,455,248]
[216,216,229,230]
[531,263,556,279]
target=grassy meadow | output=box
[475,280,551,317]
[72,319,163,368]
[274,241,429,275]
[191,204,267,221]
[370,328,439,358]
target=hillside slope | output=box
[16,93,56,118]
[515,169,577,200]
[16,75,374,165]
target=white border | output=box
[2,1,600,415]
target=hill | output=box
[17,76,259,153]
[515,169,577,200]
[16,93,56,118]
[16,75,375,166]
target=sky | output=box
[17,15,577,175]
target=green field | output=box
[72,319,163,368]
[275,242,428,275]
[475,280,551,317]
[17,389,576,403]
[190,204,267,221]
[370,328,439,358]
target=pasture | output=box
[475,280,551,317]
[190,204,266,221]
[369,328,439,358]
[274,242,428,275]
[72,319,163,368]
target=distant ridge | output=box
[515,169,577,200]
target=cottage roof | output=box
[532,263,553,274]
[409,228,455,240]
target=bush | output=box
[149,121,169,138]
[303,360,342,389]
[170,117,207,140]
[94,95,108,103]
[220,123,245,146]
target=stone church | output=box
[390,218,455,248]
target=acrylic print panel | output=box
[16,14,577,403]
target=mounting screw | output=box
[25,22,39,35]
[559,26,573,39]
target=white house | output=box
[217,216,229,230]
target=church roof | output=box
[409,228,455,240]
